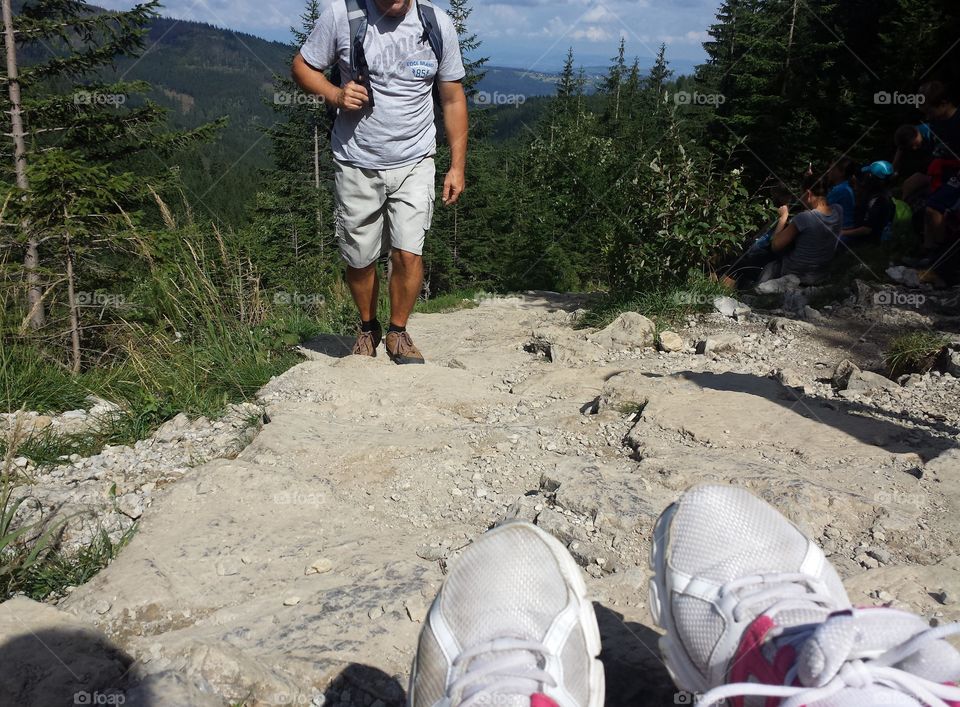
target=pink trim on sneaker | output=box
[531,694,560,707]
[947,683,960,707]
[728,615,800,707]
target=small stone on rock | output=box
[305,558,334,575]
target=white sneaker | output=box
[649,484,960,706]
[408,521,604,707]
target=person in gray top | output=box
[774,173,843,282]
[292,0,468,365]
[723,173,842,288]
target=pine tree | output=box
[0,0,221,368]
[249,0,336,292]
[645,44,673,98]
[556,49,578,105]
[602,38,627,124]
[696,0,847,182]
[446,0,487,98]
[425,0,493,295]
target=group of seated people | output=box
[724,79,960,290]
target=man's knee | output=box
[392,249,423,268]
[346,261,378,277]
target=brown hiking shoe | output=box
[351,326,382,357]
[385,330,425,365]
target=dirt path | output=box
[52,292,960,706]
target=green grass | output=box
[579,275,730,330]
[0,412,157,469]
[415,290,481,314]
[0,343,92,415]
[18,526,135,601]
[884,331,950,377]
[1,228,345,448]
[615,400,648,417]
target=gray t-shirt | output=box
[781,206,842,276]
[300,1,465,170]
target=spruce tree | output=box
[602,38,627,124]
[446,0,487,98]
[0,0,221,367]
[425,0,492,295]
[249,0,337,293]
[696,0,846,183]
[645,44,673,98]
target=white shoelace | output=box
[698,580,960,707]
[721,573,842,626]
[448,638,557,707]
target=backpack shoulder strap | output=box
[415,0,444,65]
[344,0,369,74]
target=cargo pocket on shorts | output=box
[334,201,347,245]
[424,187,436,231]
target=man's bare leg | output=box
[389,249,423,328]
[346,263,380,322]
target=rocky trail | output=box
[3,291,960,707]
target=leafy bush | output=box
[602,127,765,294]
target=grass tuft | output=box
[19,526,135,601]
[884,331,950,377]
[579,274,730,330]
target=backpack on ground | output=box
[891,198,915,245]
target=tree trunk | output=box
[2,0,44,328]
[783,0,799,95]
[314,123,323,259]
[65,233,81,373]
[453,203,459,265]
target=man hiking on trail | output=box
[292,0,468,365]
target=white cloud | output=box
[93,0,717,66]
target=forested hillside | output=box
[115,18,294,226]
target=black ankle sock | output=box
[388,323,406,334]
[361,319,380,333]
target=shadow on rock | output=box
[324,663,406,707]
[0,625,138,707]
[301,333,357,359]
[594,603,677,706]
[672,370,957,461]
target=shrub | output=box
[602,126,765,294]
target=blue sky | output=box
[98,0,721,71]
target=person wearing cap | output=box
[840,161,895,246]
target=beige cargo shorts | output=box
[333,156,437,269]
